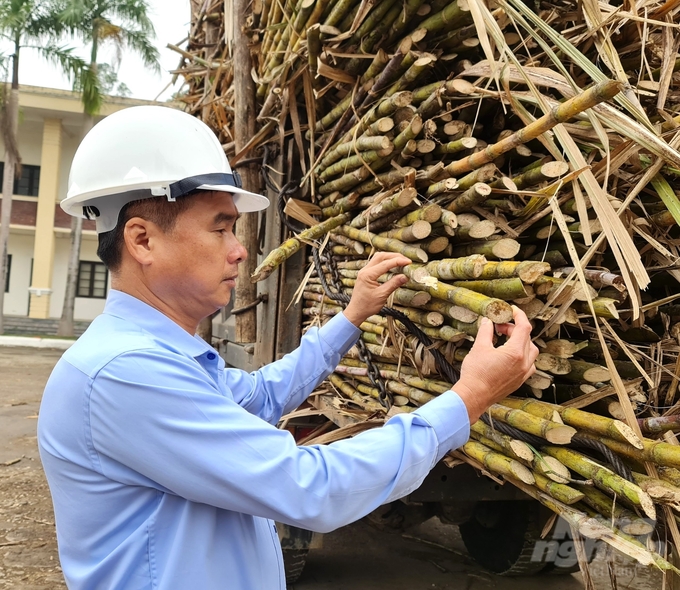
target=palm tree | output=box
[0,0,89,335]
[57,0,160,336]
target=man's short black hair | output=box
[97,193,198,272]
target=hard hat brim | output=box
[197,184,270,213]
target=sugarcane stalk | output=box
[317,166,373,195]
[323,0,360,25]
[445,182,492,213]
[330,232,365,253]
[470,421,534,461]
[631,472,680,505]
[443,80,622,177]
[424,255,486,280]
[355,167,414,195]
[378,220,432,242]
[598,435,680,471]
[350,188,418,227]
[576,298,620,319]
[414,235,449,254]
[335,225,428,262]
[487,404,576,444]
[639,415,680,435]
[511,161,570,189]
[318,145,394,181]
[418,0,472,34]
[433,137,478,156]
[576,486,656,536]
[316,136,394,173]
[404,271,513,323]
[331,245,360,256]
[543,446,656,520]
[252,213,352,282]
[328,373,384,411]
[500,398,643,449]
[392,287,431,306]
[336,363,451,394]
[449,278,527,300]
[530,472,584,505]
[384,0,428,45]
[563,360,611,384]
[462,439,536,485]
[658,466,680,488]
[395,204,443,227]
[534,353,572,375]
[449,238,521,260]
[321,193,361,217]
[452,219,496,240]
[475,261,551,284]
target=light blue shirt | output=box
[38,289,470,589]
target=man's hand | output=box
[343,252,411,327]
[453,306,539,423]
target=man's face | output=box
[150,191,247,317]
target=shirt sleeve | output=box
[88,349,470,534]
[224,311,360,424]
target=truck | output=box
[212,241,586,583]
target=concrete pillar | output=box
[28,118,62,318]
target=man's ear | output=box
[123,217,158,266]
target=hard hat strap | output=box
[168,171,243,200]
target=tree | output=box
[57,0,159,336]
[0,0,89,334]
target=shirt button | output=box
[207,353,216,360]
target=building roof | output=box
[19,85,177,127]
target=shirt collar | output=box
[103,289,213,359]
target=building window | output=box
[77,261,108,298]
[4,254,10,293]
[0,163,41,197]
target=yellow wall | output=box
[1,86,161,321]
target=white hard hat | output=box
[62,105,270,233]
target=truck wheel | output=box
[458,500,548,576]
[365,501,436,533]
[283,548,309,585]
[460,502,598,576]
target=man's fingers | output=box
[494,322,514,338]
[472,317,495,349]
[511,306,532,334]
[361,254,412,280]
[504,307,532,348]
[379,274,408,297]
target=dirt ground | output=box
[0,345,666,589]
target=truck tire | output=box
[459,502,597,576]
[365,501,435,533]
[283,548,309,585]
[458,500,550,576]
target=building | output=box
[2,85,157,324]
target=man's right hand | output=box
[453,306,539,424]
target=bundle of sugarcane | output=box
[178,0,680,576]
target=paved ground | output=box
[0,346,666,589]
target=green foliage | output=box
[59,0,161,114]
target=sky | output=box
[3,0,191,102]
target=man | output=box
[38,106,538,589]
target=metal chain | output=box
[312,248,392,409]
